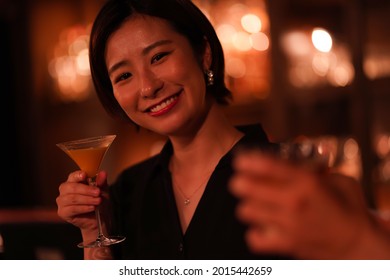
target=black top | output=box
[109,124,284,259]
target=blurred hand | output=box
[56,170,109,234]
[230,149,389,259]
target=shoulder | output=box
[236,123,276,148]
[113,154,161,188]
[110,141,171,197]
[108,154,161,207]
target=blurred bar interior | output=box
[1,0,390,259]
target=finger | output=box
[96,170,109,192]
[57,193,102,207]
[60,170,100,195]
[234,150,290,174]
[67,170,88,183]
[233,152,272,175]
[233,157,299,189]
[230,174,296,206]
[234,149,323,182]
[236,199,289,227]
[58,181,101,197]
[58,204,97,218]
[325,173,365,206]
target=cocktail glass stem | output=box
[89,176,105,242]
[77,175,126,248]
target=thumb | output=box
[325,173,367,210]
[96,170,109,190]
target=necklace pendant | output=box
[184,199,190,206]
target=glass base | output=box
[77,235,126,248]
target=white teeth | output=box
[150,95,177,113]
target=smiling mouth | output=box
[147,92,181,116]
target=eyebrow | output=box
[108,39,173,76]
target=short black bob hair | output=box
[89,0,232,124]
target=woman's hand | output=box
[230,149,390,259]
[56,170,109,235]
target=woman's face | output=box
[105,14,212,136]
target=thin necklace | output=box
[170,134,242,206]
[172,170,213,206]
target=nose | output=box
[139,69,163,99]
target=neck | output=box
[169,104,243,173]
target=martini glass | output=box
[56,135,126,248]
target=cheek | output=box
[113,90,138,116]
[164,52,204,83]
[182,63,204,84]
[168,62,206,99]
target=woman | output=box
[56,0,278,260]
[58,0,390,261]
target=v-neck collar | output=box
[154,124,272,240]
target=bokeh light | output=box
[312,28,333,53]
[48,25,92,102]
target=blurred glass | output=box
[278,135,362,180]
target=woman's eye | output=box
[115,72,131,83]
[151,52,169,64]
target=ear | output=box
[202,39,212,70]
